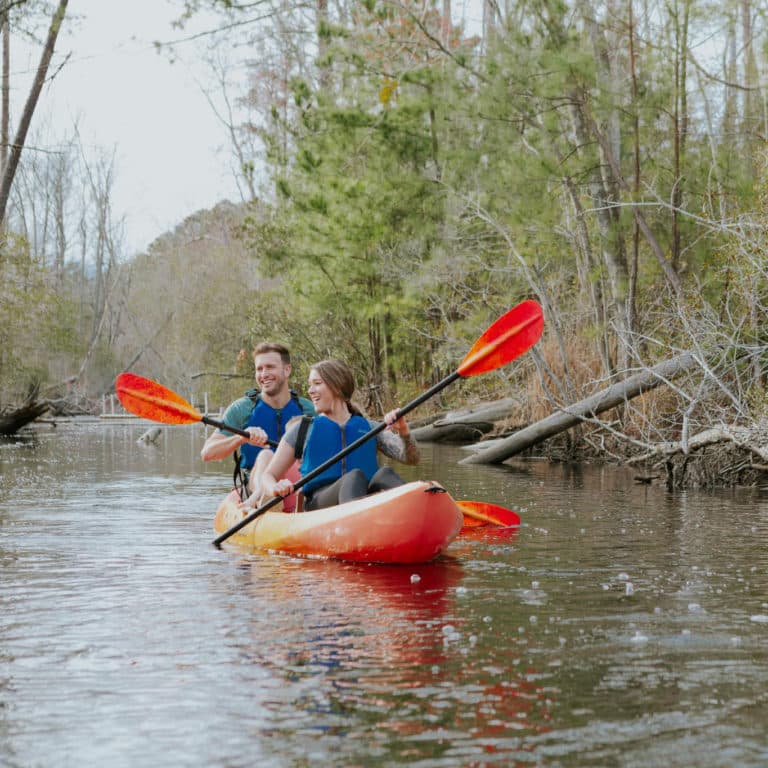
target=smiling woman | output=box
[259,358,419,513]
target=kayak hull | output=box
[213,480,464,564]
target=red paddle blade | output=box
[115,372,203,425]
[457,500,521,527]
[457,300,544,377]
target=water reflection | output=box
[219,555,554,765]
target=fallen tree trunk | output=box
[0,399,49,434]
[461,352,699,465]
[412,398,520,444]
[627,424,768,465]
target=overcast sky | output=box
[15,0,482,256]
[14,0,240,255]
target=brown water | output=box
[1,421,767,767]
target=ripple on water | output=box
[3,431,768,766]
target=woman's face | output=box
[307,368,337,414]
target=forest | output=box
[0,0,766,487]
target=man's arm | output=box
[201,430,246,462]
[200,397,252,462]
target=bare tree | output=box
[0,0,68,255]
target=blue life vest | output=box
[300,414,379,496]
[239,390,307,469]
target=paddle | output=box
[212,299,543,547]
[114,372,278,447]
[457,500,520,527]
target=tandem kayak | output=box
[213,480,464,564]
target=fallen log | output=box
[627,424,768,465]
[461,352,699,465]
[0,399,50,434]
[412,398,519,444]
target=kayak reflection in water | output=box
[259,359,420,511]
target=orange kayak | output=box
[213,480,464,564]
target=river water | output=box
[1,420,767,767]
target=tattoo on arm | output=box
[377,430,420,464]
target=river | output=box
[1,420,767,767]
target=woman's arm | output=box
[377,412,420,465]
[261,439,298,497]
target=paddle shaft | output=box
[201,415,277,448]
[211,371,462,547]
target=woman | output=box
[260,359,420,511]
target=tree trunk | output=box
[460,352,700,465]
[412,398,520,443]
[0,0,68,254]
[1,9,8,176]
[0,391,49,434]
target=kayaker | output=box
[259,359,420,511]
[200,342,315,510]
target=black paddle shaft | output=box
[211,371,461,547]
[201,415,278,448]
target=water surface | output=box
[1,421,767,766]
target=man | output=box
[201,342,314,508]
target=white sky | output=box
[15,0,241,255]
[14,0,484,257]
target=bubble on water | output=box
[681,629,691,636]
[531,581,540,589]
[442,625,461,644]
[410,573,421,584]
[688,603,702,612]
[618,573,630,582]
[530,615,538,624]
[456,585,467,596]
[625,582,635,596]
[483,616,493,623]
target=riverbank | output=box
[413,399,768,492]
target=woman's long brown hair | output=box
[310,359,366,417]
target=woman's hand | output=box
[384,409,410,437]
[273,478,294,498]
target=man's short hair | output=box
[253,342,291,365]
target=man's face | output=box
[254,351,291,397]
